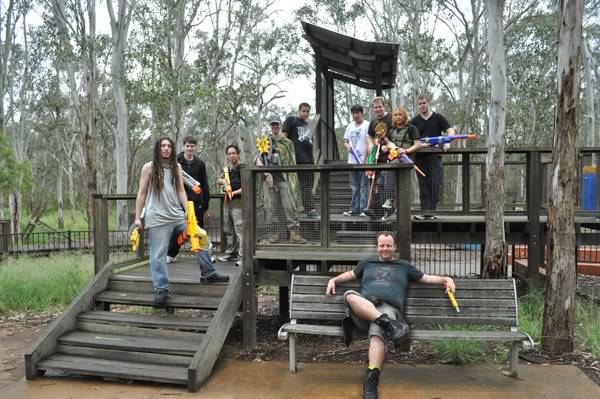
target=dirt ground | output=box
[1,286,599,390]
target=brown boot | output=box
[269,232,279,244]
[289,229,307,244]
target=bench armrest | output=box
[278,323,291,341]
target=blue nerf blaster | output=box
[348,141,362,164]
[420,134,476,146]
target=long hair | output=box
[150,137,181,198]
[391,106,409,128]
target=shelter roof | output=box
[301,22,400,90]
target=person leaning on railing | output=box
[256,115,307,245]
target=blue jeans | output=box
[349,170,368,214]
[147,222,185,290]
[196,242,219,278]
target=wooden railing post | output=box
[396,166,411,261]
[320,169,330,249]
[93,195,109,274]
[526,150,542,290]
[461,153,471,212]
[241,168,257,348]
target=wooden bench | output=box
[277,274,534,376]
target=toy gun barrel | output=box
[182,170,202,194]
[348,142,362,164]
[446,289,460,313]
[420,134,476,146]
[129,224,140,252]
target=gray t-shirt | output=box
[144,165,185,229]
[353,255,424,311]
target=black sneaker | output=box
[363,368,380,399]
[413,214,426,220]
[382,199,393,209]
[424,214,437,220]
[154,288,168,306]
[374,313,410,347]
[205,273,230,283]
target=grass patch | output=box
[518,289,600,358]
[428,325,497,365]
[576,297,600,358]
[0,253,94,314]
[517,289,545,343]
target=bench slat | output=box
[405,289,514,299]
[293,276,515,290]
[406,315,516,326]
[405,307,516,317]
[291,294,516,309]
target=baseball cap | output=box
[269,115,281,125]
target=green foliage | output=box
[0,131,32,195]
[0,253,94,314]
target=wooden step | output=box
[75,320,207,341]
[59,331,201,355]
[78,310,211,332]
[95,291,222,309]
[55,344,192,367]
[37,354,188,385]
[107,278,228,297]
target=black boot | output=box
[374,313,409,347]
[363,368,380,399]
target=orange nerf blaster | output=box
[223,167,233,201]
[182,169,202,194]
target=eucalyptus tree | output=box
[542,0,583,354]
[107,0,135,231]
[482,0,507,278]
[49,0,99,227]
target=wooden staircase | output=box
[25,260,242,391]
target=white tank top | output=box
[144,164,185,228]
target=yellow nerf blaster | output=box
[223,167,233,201]
[446,289,460,313]
[256,135,271,165]
[177,201,202,253]
[129,224,140,252]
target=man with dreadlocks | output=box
[134,137,228,307]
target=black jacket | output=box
[177,152,210,209]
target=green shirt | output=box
[353,255,424,311]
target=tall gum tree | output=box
[482,0,507,278]
[107,0,135,231]
[542,0,583,354]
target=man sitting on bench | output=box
[325,231,456,399]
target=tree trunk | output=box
[8,191,20,234]
[542,0,583,355]
[482,0,507,279]
[108,0,135,231]
[83,0,98,229]
[57,163,64,230]
[583,40,595,149]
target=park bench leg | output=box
[289,333,297,373]
[509,342,520,377]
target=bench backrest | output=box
[289,275,518,327]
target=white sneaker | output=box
[342,211,352,216]
[167,256,177,264]
[382,199,393,209]
[359,212,368,217]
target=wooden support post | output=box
[93,195,109,274]
[0,219,9,255]
[320,169,330,249]
[241,169,257,347]
[396,166,411,261]
[526,150,541,290]
[461,153,471,213]
[279,286,289,320]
